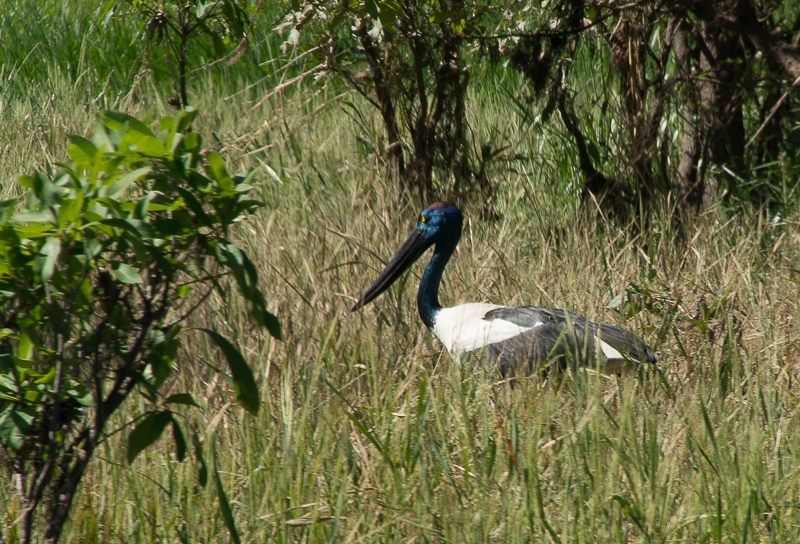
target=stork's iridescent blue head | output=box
[351,202,463,312]
[415,202,463,245]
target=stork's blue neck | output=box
[417,236,458,328]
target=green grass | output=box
[3,2,800,542]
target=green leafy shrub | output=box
[0,108,279,543]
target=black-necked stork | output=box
[352,202,656,375]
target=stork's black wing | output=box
[479,306,656,376]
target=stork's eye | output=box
[419,215,426,223]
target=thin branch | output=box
[191,0,266,73]
[745,74,800,148]
[99,410,159,445]
[463,2,643,42]
[326,64,381,110]
[223,45,326,101]
[249,64,326,111]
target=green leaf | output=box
[127,411,173,464]
[18,175,36,188]
[221,242,245,268]
[134,191,157,220]
[14,223,52,238]
[164,393,199,407]
[90,197,122,218]
[235,168,257,187]
[175,188,212,227]
[18,333,34,360]
[144,329,175,390]
[0,409,34,451]
[193,428,208,487]
[102,218,153,240]
[206,152,234,190]
[132,136,166,157]
[68,388,95,407]
[245,291,282,339]
[263,310,283,340]
[67,136,99,167]
[35,365,56,385]
[172,419,187,462]
[200,329,259,415]
[39,237,62,282]
[14,210,56,224]
[0,199,18,223]
[147,246,175,279]
[213,442,242,544]
[106,167,151,199]
[181,131,201,152]
[365,0,378,17]
[58,193,84,226]
[379,0,402,30]
[86,238,103,259]
[129,369,160,402]
[700,400,722,472]
[175,108,198,133]
[101,111,155,138]
[112,262,143,284]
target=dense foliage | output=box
[283,0,800,218]
[0,109,279,543]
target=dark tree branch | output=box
[675,0,800,80]
[357,26,407,187]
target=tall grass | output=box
[3,2,800,542]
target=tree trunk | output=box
[556,90,627,221]
[42,441,92,544]
[42,373,137,543]
[359,30,407,192]
[611,15,655,206]
[698,18,746,184]
[678,0,800,81]
[410,26,434,200]
[674,20,704,214]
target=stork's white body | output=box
[432,303,536,355]
[431,303,626,361]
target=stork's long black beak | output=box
[351,229,432,311]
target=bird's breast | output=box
[431,303,539,355]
